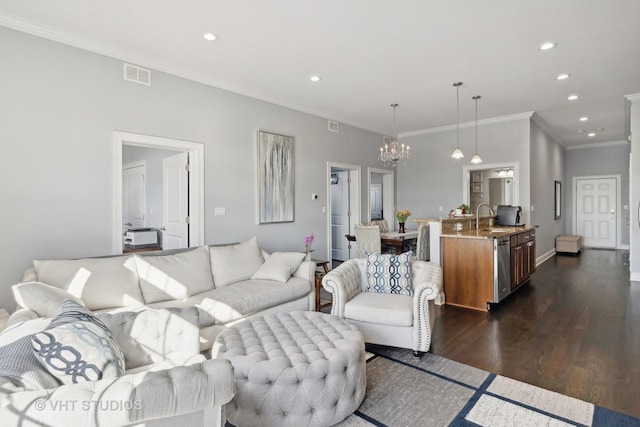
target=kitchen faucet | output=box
[476,203,495,230]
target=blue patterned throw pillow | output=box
[31,300,125,384]
[365,251,413,296]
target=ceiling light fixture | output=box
[451,82,464,159]
[203,33,218,41]
[568,94,579,101]
[470,95,483,164]
[309,75,321,82]
[588,132,596,137]
[378,103,410,166]
[539,42,557,51]
[579,116,589,122]
[556,73,571,80]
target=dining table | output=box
[345,230,418,255]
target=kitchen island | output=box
[442,226,536,312]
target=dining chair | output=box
[372,219,389,233]
[354,225,381,258]
[415,223,430,261]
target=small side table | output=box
[312,259,332,312]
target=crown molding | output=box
[565,140,629,150]
[530,112,564,146]
[625,93,640,102]
[0,17,390,137]
[399,112,534,138]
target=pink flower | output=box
[305,234,315,246]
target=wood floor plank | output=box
[430,249,640,418]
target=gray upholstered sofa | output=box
[7,237,316,352]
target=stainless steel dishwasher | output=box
[493,236,511,305]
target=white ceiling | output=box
[2,0,640,147]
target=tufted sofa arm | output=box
[411,261,443,352]
[321,260,363,318]
[0,358,235,427]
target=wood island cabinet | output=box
[510,230,536,290]
[442,227,536,312]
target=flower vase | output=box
[305,249,314,261]
[399,222,405,233]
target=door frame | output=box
[367,167,395,225]
[112,131,204,254]
[326,162,361,263]
[572,174,621,249]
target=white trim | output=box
[399,112,534,138]
[366,167,394,223]
[531,113,563,146]
[113,131,204,254]
[572,174,622,249]
[536,248,556,266]
[123,160,146,170]
[631,272,640,282]
[326,162,362,264]
[625,93,640,102]
[620,244,630,250]
[462,161,520,207]
[565,140,629,150]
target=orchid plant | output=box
[305,233,315,254]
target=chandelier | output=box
[379,103,410,166]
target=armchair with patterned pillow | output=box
[322,254,442,356]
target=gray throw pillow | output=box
[0,335,60,391]
[31,300,125,384]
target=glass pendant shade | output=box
[451,147,464,159]
[470,153,483,164]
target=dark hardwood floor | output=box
[430,249,640,418]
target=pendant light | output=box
[470,95,483,164]
[378,103,410,166]
[451,82,464,159]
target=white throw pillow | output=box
[209,237,265,287]
[134,247,215,303]
[364,251,413,296]
[12,281,85,318]
[251,252,306,283]
[31,300,125,384]
[33,256,143,311]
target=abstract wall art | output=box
[258,131,295,223]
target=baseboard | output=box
[435,292,445,306]
[619,244,630,250]
[630,272,640,282]
[536,249,555,266]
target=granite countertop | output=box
[412,215,495,223]
[441,226,535,240]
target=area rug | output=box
[337,344,640,427]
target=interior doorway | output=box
[327,163,361,267]
[573,175,620,248]
[112,131,204,254]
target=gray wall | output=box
[397,118,531,230]
[630,98,640,278]
[530,120,566,256]
[0,27,385,311]
[564,143,630,248]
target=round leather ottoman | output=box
[212,311,366,427]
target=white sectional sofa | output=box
[0,237,316,426]
[7,237,316,352]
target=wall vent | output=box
[124,63,151,86]
[383,136,392,144]
[328,120,339,132]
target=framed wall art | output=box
[258,131,295,223]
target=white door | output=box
[162,152,189,250]
[331,170,351,261]
[576,178,617,248]
[370,184,383,219]
[122,164,145,231]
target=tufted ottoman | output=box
[212,311,366,427]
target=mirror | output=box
[463,163,519,213]
[367,168,394,222]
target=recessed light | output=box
[203,33,218,41]
[577,130,585,134]
[556,73,571,80]
[539,42,557,51]
[309,75,321,82]
[588,132,596,137]
[568,94,579,101]
[579,117,589,122]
